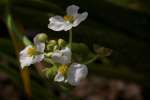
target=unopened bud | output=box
[94,45,112,57]
[48,40,57,46]
[58,38,65,47]
[45,52,53,57]
[36,33,48,42]
[53,45,58,51]
[47,44,53,51]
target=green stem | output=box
[84,55,99,64]
[69,29,72,48]
[44,58,56,66]
[99,56,111,65]
[6,14,32,99]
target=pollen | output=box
[64,15,74,22]
[27,47,37,56]
[58,65,68,75]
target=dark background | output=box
[0,0,150,100]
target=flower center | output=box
[58,65,68,75]
[27,47,37,56]
[64,15,74,22]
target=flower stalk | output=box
[6,14,32,99]
[84,55,99,64]
[44,58,56,66]
[69,29,73,48]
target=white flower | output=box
[48,5,88,31]
[19,37,45,69]
[54,63,88,86]
[67,63,88,86]
[51,47,71,64]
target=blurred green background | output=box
[0,0,150,100]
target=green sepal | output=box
[23,36,33,46]
[42,66,57,79]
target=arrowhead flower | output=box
[19,36,45,69]
[51,47,71,64]
[17,3,107,88]
[54,63,88,86]
[48,5,88,31]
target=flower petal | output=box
[19,45,44,68]
[54,72,64,82]
[36,43,45,53]
[19,45,34,68]
[33,35,39,44]
[67,63,88,86]
[63,23,73,31]
[51,52,62,62]
[19,50,33,69]
[52,47,71,64]
[48,16,66,31]
[67,5,79,16]
[49,16,64,23]
[32,54,44,64]
[73,12,88,27]
[20,45,33,56]
[60,47,71,63]
[33,36,45,52]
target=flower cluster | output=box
[19,5,89,86]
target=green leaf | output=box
[71,43,95,63]
[22,36,33,46]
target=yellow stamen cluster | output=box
[58,65,68,75]
[27,47,37,56]
[64,15,74,22]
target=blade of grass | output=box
[5,13,32,99]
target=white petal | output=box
[19,56,33,69]
[32,54,44,64]
[52,53,68,64]
[48,16,66,31]
[49,16,64,22]
[19,45,34,68]
[54,72,64,82]
[20,45,33,56]
[52,47,71,64]
[67,63,88,86]
[51,52,62,62]
[61,47,71,64]
[33,36,45,52]
[73,12,88,27]
[63,23,73,31]
[19,45,44,68]
[36,43,45,52]
[60,47,70,54]
[67,5,79,16]
[33,35,38,44]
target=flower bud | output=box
[36,33,48,42]
[48,40,57,46]
[47,44,53,51]
[94,45,112,57]
[47,40,57,51]
[53,45,58,51]
[45,52,53,57]
[58,38,65,47]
